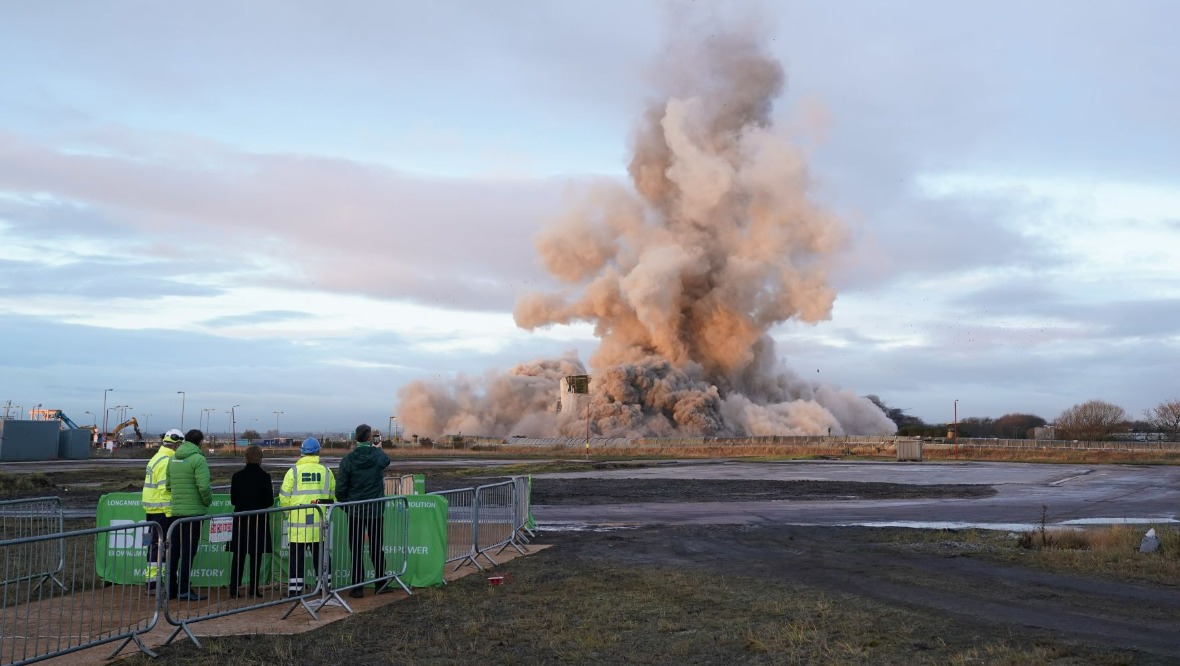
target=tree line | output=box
[868,396,1180,441]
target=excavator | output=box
[31,409,145,447]
[103,418,145,447]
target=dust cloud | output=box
[397,23,896,439]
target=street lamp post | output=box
[230,405,240,453]
[177,391,186,430]
[273,411,283,437]
[143,413,152,434]
[201,408,214,435]
[388,416,395,445]
[101,388,114,447]
[83,410,97,445]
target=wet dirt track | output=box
[528,461,1180,661]
[530,460,1180,529]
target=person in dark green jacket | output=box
[166,429,213,601]
[336,423,391,598]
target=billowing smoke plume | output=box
[398,25,896,439]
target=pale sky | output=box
[2,1,1178,435]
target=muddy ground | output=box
[520,476,1180,663]
[9,464,1179,662]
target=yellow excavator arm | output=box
[106,417,144,443]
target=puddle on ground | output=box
[845,518,1179,531]
[536,522,639,533]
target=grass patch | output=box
[1011,524,1180,585]
[901,525,1180,588]
[121,547,1134,666]
[0,471,56,498]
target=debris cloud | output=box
[397,22,895,439]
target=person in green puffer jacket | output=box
[166,429,213,601]
[336,424,391,598]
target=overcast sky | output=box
[2,1,1177,436]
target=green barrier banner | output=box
[403,494,447,587]
[413,474,425,495]
[97,492,447,589]
[95,492,242,586]
[324,494,447,589]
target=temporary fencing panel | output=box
[512,477,535,540]
[0,521,161,664]
[473,481,525,567]
[322,496,412,610]
[428,487,479,570]
[0,498,64,593]
[160,506,324,649]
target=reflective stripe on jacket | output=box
[141,447,176,517]
[279,455,335,543]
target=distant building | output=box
[1033,426,1055,440]
[557,375,591,415]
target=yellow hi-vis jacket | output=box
[279,455,335,543]
[141,447,176,517]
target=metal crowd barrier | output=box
[473,481,526,568]
[0,473,538,659]
[512,477,534,542]
[0,498,65,594]
[0,521,161,665]
[322,496,412,613]
[428,487,479,570]
[161,505,325,649]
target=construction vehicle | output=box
[30,409,99,438]
[103,418,145,447]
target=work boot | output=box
[349,588,364,599]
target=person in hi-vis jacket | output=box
[141,429,183,593]
[279,437,335,597]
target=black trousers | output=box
[347,504,386,586]
[228,516,267,594]
[167,519,203,598]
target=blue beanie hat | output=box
[301,437,321,454]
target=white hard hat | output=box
[163,429,184,444]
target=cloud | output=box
[0,129,579,313]
[202,310,316,327]
[3,1,1178,431]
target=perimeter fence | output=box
[429,478,532,571]
[0,498,64,593]
[0,520,162,664]
[0,474,535,662]
[479,435,1180,454]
